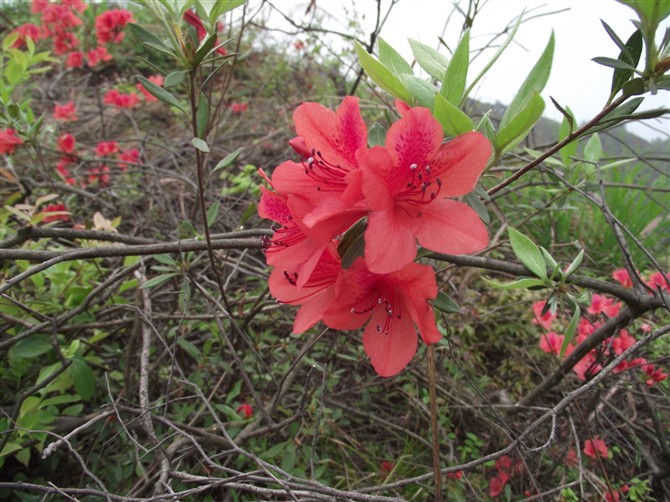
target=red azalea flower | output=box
[269,244,341,333]
[611,329,635,355]
[488,473,508,498]
[612,268,633,287]
[270,97,369,240]
[61,0,88,13]
[11,23,43,48]
[57,133,76,154]
[532,300,556,330]
[446,471,463,480]
[40,203,69,223]
[94,141,119,157]
[136,75,164,102]
[573,351,601,380]
[95,9,133,45]
[583,438,608,459]
[236,403,253,418]
[539,331,564,355]
[119,148,140,170]
[322,257,441,377]
[357,107,491,273]
[644,364,668,386]
[646,271,670,292]
[587,294,620,317]
[604,491,621,502]
[258,186,330,289]
[565,449,578,467]
[88,165,110,186]
[229,102,248,113]
[1,128,23,155]
[65,51,83,68]
[86,46,112,67]
[380,460,395,474]
[53,101,78,121]
[53,31,79,55]
[293,40,305,50]
[103,89,140,109]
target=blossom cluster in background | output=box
[258,97,492,376]
[533,267,669,386]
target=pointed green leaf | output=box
[482,277,548,290]
[592,56,637,71]
[164,70,187,88]
[207,201,220,227]
[70,357,95,400]
[137,75,186,113]
[441,29,470,105]
[209,147,244,182]
[210,0,248,24]
[355,42,411,102]
[434,291,461,313]
[584,133,602,164]
[610,30,642,101]
[378,37,413,77]
[564,249,585,279]
[508,227,547,279]
[463,192,489,224]
[368,122,387,147]
[434,92,474,136]
[400,74,436,107]
[408,38,450,81]
[560,303,581,357]
[141,273,178,289]
[192,137,209,152]
[127,23,166,49]
[501,32,554,129]
[496,92,545,154]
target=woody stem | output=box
[428,344,443,502]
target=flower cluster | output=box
[258,97,491,376]
[488,455,524,498]
[534,269,668,386]
[12,1,132,69]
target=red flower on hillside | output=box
[56,158,77,186]
[57,133,76,154]
[11,23,43,48]
[539,331,565,355]
[94,141,119,157]
[103,89,140,109]
[1,128,23,155]
[357,107,491,273]
[95,8,133,45]
[583,438,608,459]
[53,101,78,121]
[322,257,441,377]
[612,268,633,287]
[532,300,556,330]
[39,203,70,223]
[65,51,83,68]
[270,97,369,243]
[236,403,253,418]
[119,148,140,170]
[86,46,112,67]
[587,294,620,317]
[88,165,110,186]
[646,271,670,292]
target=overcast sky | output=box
[265,0,669,140]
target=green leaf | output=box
[11,336,52,359]
[127,23,166,49]
[196,92,209,138]
[610,30,643,100]
[193,33,217,67]
[555,102,577,166]
[136,75,186,113]
[164,70,187,88]
[141,273,178,289]
[192,137,209,152]
[208,147,244,183]
[378,37,413,77]
[496,92,545,154]
[368,122,387,147]
[482,277,548,290]
[153,254,178,266]
[592,56,637,71]
[463,192,489,224]
[563,249,585,279]
[433,92,474,136]
[400,74,435,107]
[70,357,95,400]
[207,201,220,227]
[500,32,554,129]
[408,39,449,81]
[338,218,367,269]
[355,41,411,102]
[441,29,470,105]
[177,337,201,360]
[210,0,247,25]
[475,111,496,145]
[583,133,602,164]
[434,291,461,313]
[586,96,644,133]
[560,304,581,357]
[508,227,547,279]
